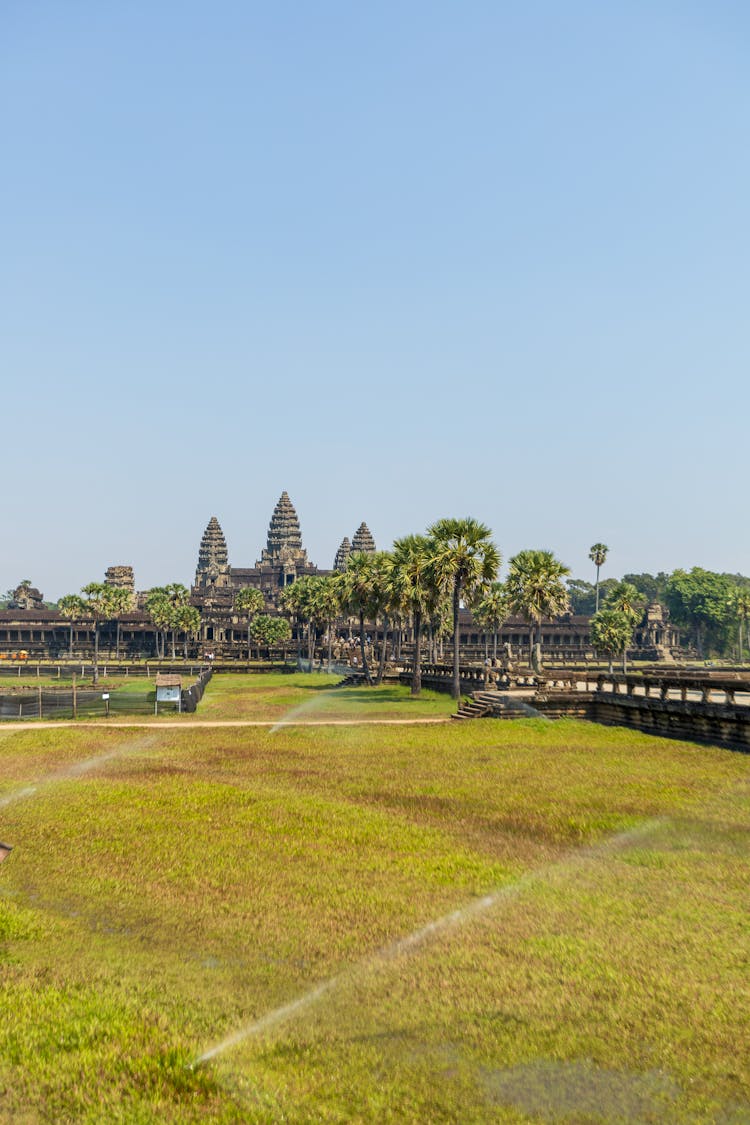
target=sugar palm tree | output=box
[364,552,394,685]
[335,551,378,684]
[589,543,609,612]
[279,577,319,669]
[79,582,120,684]
[175,604,201,659]
[590,608,632,674]
[57,594,86,658]
[428,518,500,700]
[106,586,134,660]
[506,550,570,671]
[308,575,341,672]
[474,581,511,661]
[603,581,644,672]
[235,586,265,660]
[162,584,190,659]
[391,534,433,696]
[145,588,173,659]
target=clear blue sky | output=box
[2,1,748,600]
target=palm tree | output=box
[106,587,134,660]
[279,577,318,670]
[590,608,632,674]
[589,543,609,612]
[175,604,201,659]
[506,550,570,672]
[57,594,86,658]
[603,581,644,672]
[162,584,190,659]
[474,581,511,661]
[79,582,119,684]
[235,586,264,660]
[391,534,433,696]
[144,588,174,659]
[428,518,500,700]
[335,552,378,684]
[308,576,341,672]
[365,552,394,685]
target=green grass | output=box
[196,672,456,721]
[0,691,748,1121]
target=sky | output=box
[1,1,748,600]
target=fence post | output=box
[38,685,42,718]
[72,673,77,719]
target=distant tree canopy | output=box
[567,577,618,616]
[564,566,750,658]
[665,568,738,658]
[622,572,670,604]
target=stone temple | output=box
[189,492,376,647]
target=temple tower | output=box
[105,566,135,595]
[195,516,230,588]
[351,522,376,553]
[334,537,351,571]
[258,491,308,566]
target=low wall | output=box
[524,670,750,752]
[411,663,750,753]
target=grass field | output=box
[0,675,748,1122]
[197,672,456,722]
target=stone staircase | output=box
[451,693,493,720]
[452,689,543,721]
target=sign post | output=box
[155,675,182,715]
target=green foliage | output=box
[57,593,87,621]
[566,578,596,615]
[427,517,500,610]
[249,614,291,648]
[234,586,264,618]
[623,572,670,604]
[588,543,609,569]
[390,535,432,621]
[590,607,634,660]
[427,518,500,697]
[603,580,644,621]
[507,550,570,625]
[473,582,510,633]
[666,568,737,656]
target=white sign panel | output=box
[156,686,181,702]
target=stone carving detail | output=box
[195,516,230,587]
[351,522,376,553]
[105,566,135,594]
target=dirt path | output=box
[0,717,452,731]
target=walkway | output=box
[0,717,452,731]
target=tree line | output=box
[13,529,750,689]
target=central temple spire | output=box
[259,491,308,565]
